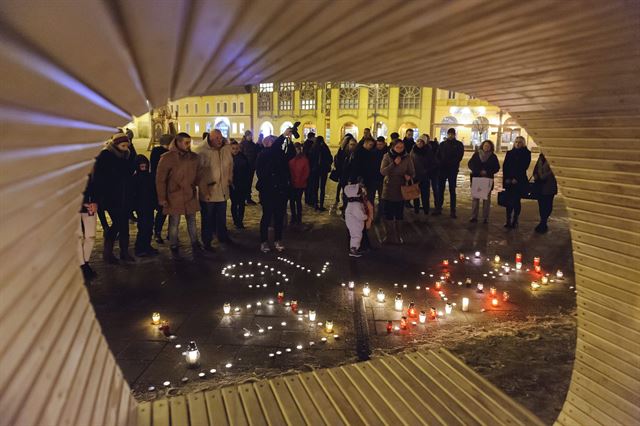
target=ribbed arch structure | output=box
[0,1,638,425]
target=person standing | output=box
[155,132,202,259]
[308,135,333,211]
[410,134,437,216]
[533,152,558,233]
[502,136,531,228]
[380,139,415,244]
[132,155,159,256]
[373,136,388,221]
[195,129,234,248]
[288,142,310,225]
[468,140,500,223]
[240,130,259,205]
[435,128,464,218]
[426,137,440,212]
[344,182,369,257]
[150,134,172,243]
[93,132,136,263]
[402,128,415,153]
[331,135,352,211]
[78,173,98,281]
[230,141,251,229]
[256,128,295,253]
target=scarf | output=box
[105,141,130,159]
[478,150,492,163]
[388,148,405,159]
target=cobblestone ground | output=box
[88,153,575,425]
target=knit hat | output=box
[111,132,130,145]
[136,154,149,167]
[159,134,174,146]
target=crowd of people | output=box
[77,126,557,280]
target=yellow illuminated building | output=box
[130,83,533,151]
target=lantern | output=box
[477,283,484,293]
[462,298,470,312]
[490,286,497,296]
[531,281,541,291]
[491,298,499,307]
[419,311,427,323]
[504,266,511,274]
[152,312,161,325]
[465,277,472,287]
[277,291,284,302]
[556,270,564,279]
[394,293,403,311]
[387,320,393,333]
[308,310,316,321]
[541,276,549,285]
[533,257,541,267]
[363,283,370,297]
[408,302,417,318]
[494,255,501,264]
[161,320,170,334]
[377,289,385,303]
[400,316,408,330]
[325,320,333,333]
[534,265,542,274]
[474,251,481,258]
[429,307,437,319]
[185,341,200,366]
[443,259,449,267]
[516,262,522,270]
[459,253,465,260]
[223,303,231,315]
[503,291,510,302]
[348,281,355,290]
[435,281,442,290]
[515,253,522,263]
[445,303,453,315]
[291,300,298,311]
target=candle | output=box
[465,277,472,287]
[516,262,522,270]
[377,289,385,303]
[503,291,510,302]
[185,341,200,366]
[533,257,541,267]
[308,310,316,322]
[435,281,442,290]
[348,281,355,289]
[429,307,437,319]
[491,298,499,307]
[407,302,417,317]
[504,266,511,274]
[462,298,470,312]
[400,316,408,330]
[444,271,451,280]
[291,300,298,311]
[325,320,333,332]
[459,253,465,260]
[477,283,484,293]
[363,283,370,297]
[494,255,501,264]
[394,293,403,311]
[475,251,481,258]
[387,320,393,333]
[530,281,541,291]
[535,265,542,274]
[445,303,453,314]
[277,291,284,301]
[152,312,161,325]
[516,253,522,263]
[556,270,564,279]
[223,303,231,315]
[541,276,549,285]
[490,286,497,296]
[419,311,427,323]
[443,259,449,267]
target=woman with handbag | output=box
[533,152,558,233]
[468,140,500,223]
[502,136,531,228]
[331,134,353,212]
[380,139,415,244]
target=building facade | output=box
[130,84,533,150]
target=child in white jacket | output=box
[344,183,368,257]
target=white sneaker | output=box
[349,247,362,258]
[274,241,285,252]
[260,242,271,253]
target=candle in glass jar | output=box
[308,310,316,322]
[419,311,427,323]
[443,259,449,267]
[494,255,501,264]
[377,289,385,303]
[503,291,510,302]
[223,303,231,315]
[459,253,465,260]
[435,281,442,290]
[477,283,484,292]
[152,312,161,325]
[348,281,355,290]
[491,298,499,307]
[465,277,472,287]
[535,265,542,274]
[533,256,541,267]
[429,307,437,319]
[474,251,481,258]
[386,320,393,333]
[490,286,497,296]
[363,283,370,297]
[541,276,549,285]
[462,298,469,312]
[504,266,511,274]
[185,341,200,366]
[277,291,284,301]
[556,270,564,279]
[516,253,522,263]
[400,316,408,330]
[325,320,333,332]
[531,281,541,290]
[394,293,403,311]
[408,302,417,317]
[445,303,453,314]
[516,262,522,270]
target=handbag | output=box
[497,190,511,207]
[401,179,421,201]
[522,177,539,200]
[329,168,340,183]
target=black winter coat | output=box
[503,147,531,194]
[93,146,135,211]
[302,138,314,157]
[132,171,157,211]
[150,146,169,175]
[240,139,260,168]
[403,137,415,153]
[256,136,295,196]
[231,152,252,196]
[309,142,333,174]
[436,138,465,172]
[468,152,500,180]
[410,144,436,182]
[373,147,388,184]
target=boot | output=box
[394,220,404,244]
[504,211,512,228]
[170,246,183,261]
[103,238,119,264]
[383,220,396,244]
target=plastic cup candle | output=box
[277,291,284,301]
[541,276,549,285]
[325,320,333,333]
[474,251,481,258]
[491,298,499,307]
[185,341,200,366]
[531,281,541,291]
[400,316,408,330]
[394,293,403,311]
[462,298,470,312]
[504,266,511,274]
[377,289,385,303]
[494,255,501,264]
[515,252,522,263]
[503,291,510,302]
[476,283,484,293]
[308,310,316,322]
[363,284,370,297]
[516,262,522,270]
[348,281,355,290]
[534,257,541,267]
[556,270,564,279]
[490,286,497,296]
[429,307,437,319]
[445,303,453,314]
[387,321,393,333]
[535,265,542,274]
[442,259,449,267]
[435,281,442,290]
[223,303,231,315]
[408,302,417,317]
[291,300,298,311]
[152,312,161,325]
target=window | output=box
[232,102,237,113]
[258,83,273,113]
[339,82,359,110]
[280,121,294,134]
[259,83,274,92]
[324,83,332,112]
[300,82,317,110]
[215,119,229,138]
[206,103,210,114]
[341,122,359,140]
[232,123,237,134]
[239,123,245,134]
[240,102,244,113]
[194,103,198,114]
[278,82,295,111]
[206,122,212,131]
[469,95,476,100]
[216,103,220,113]
[439,116,458,141]
[368,84,389,110]
[185,104,189,114]
[260,121,274,136]
[448,90,456,100]
[399,86,421,110]
[223,103,228,113]
[194,122,200,134]
[471,116,490,146]
[185,122,190,132]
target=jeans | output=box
[437,169,458,211]
[317,173,328,208]
[471,195,492,221]
[169,213,198,248]
[135,207,154,252]
[105,207,130,253]
[260,192,287,242]
[154,208,167,237]
[289,188,304,223]
[504,186,522,222]
[200,201,229,245]
[538,194,555,225]
[77,212,96,265]
[414,178,437,214]
[230,192,246,226]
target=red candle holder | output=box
[435,281,442,290]
[533,257,541,267]
[515,253,522,264]
[400,316,408,330]
[386,321,393,333]
[407,302,417,318]
[491,298,499,307]
[277,291,284,302]
[442,259,449,267]
[534,265,542,274]
[429,307,437,320]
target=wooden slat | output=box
[152,399,171,426]
[187,392,210,426]
[282,374,325,426]
[170,395,190,426]
[137,401,152,426]
[297,372,347,426]
[268,377,306,426]
[220,387,249,426]
[236,383,267,426]
[204,389,229,426]
[252,381,287,426]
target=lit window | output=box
[206,103,210,114]
[259,83,274,92]
[368,84,389,110]
[300,82,317,110]
[232,102,237,113]
[339,82,359,110]
[399,86,421,110]
[239,123,245,134]
[194,122,200,134]
[279,82,295,111]
[324,83,332,112]
[471,117,490,146]
[185,122,190,132]
[232,123,238,134]
[439,116,458,141]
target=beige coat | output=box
[155,148,201,215]
[380,152,415,202]
[195,143,234,202]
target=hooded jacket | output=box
[240,137,260,168]
[255,136,295,195]
[289,154,311,189]
[231,151,252,196]
[93,141,135,210]
[533,154,558,195]
[195,143,234,202]
[410,143,436,182]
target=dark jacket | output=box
[468,152,500,180]
[373,147,388,184]
[340,151,358,186]
[302,138,314,157]
[333,148,347,177]
[132,169,157,211]
[256,136,295,195]
[403,137,415,153]
[503,147,531,194]
[410,144,436,182]
[240,139,260,168]
[351,141,379,187]
[150,145,169,175]
[436,138,465,172]
[426,140,440,176]
[309,141,333,174]
[533,154,558,195]
[93,144,135,211]
[231,152,252,197]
